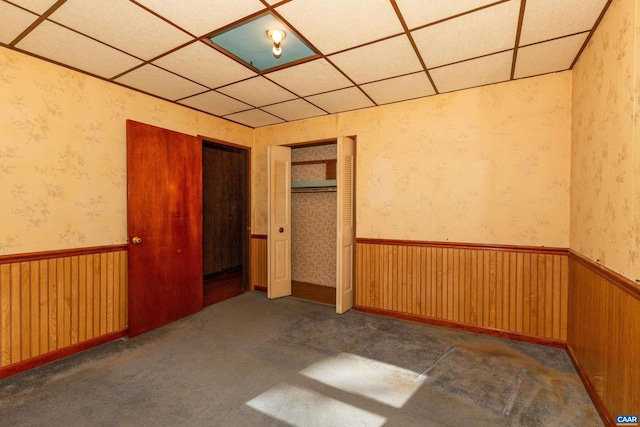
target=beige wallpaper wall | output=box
[0,47,252,256]
[3,43,575,258]
[570,0,640,281]
[254,72,572,248]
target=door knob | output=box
[132,236,142,244]
[279,228,284,233]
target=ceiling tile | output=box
[519,0,608,46]
[217,77,296,107]
[178,91,251,116]
[276,0,404,54]
[305,87,374,114]
[329,35,422,84]
[412,0,520,68]
[153,41,256,89]
[16,20,143,79]
[361,72,435,105]
[266,59,352,97]
[395,0,500,30]
[262,99,327,121]
[9,0,57,14]
[0,2,37,44]
[514,33,588,79]
[115,64,208,101]
[224,109,284,127]
[430,50,513,93]
[49,0,192,60]
[135,0,265,37]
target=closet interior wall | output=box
[291,144,337,288]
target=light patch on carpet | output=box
[300,352,424,408]
[246,383,387,427]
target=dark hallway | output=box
[202,141,249,307]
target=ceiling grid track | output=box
[9,0,67,46]
[390,0,439,95]
[570,0,613,69]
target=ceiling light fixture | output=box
[267,29,286,58]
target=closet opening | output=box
[202,139,250,307]
[268,135,355,313]
[290,141,338,306]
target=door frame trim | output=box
[199,135,252,293]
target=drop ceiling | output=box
[1,0,611,128]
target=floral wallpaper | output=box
[292,192,337,288]
[0,46,252,255]
[291,145,338,288]
[254,72,572,248]
[570,0,640,281]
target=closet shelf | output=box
[291,179,337,192]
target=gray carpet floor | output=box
[0,292,602,426]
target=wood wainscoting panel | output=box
[250,235,267,291]
[355,239,568,342]
[567,251,640,422]
[0,247,127,370]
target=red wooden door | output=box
[126,120,202,337]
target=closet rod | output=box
[292,187,336,193]
[292,159,337,166]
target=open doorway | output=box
[202,140,250,307]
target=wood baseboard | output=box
[354,305,566,348]
[566,344,613,426]
[254,285,267,293]
[0,329,128,380]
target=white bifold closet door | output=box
[267,145,291,299]
[336,136,355,314]
[267,138,355,314]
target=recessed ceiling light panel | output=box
[209,12,316,71]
